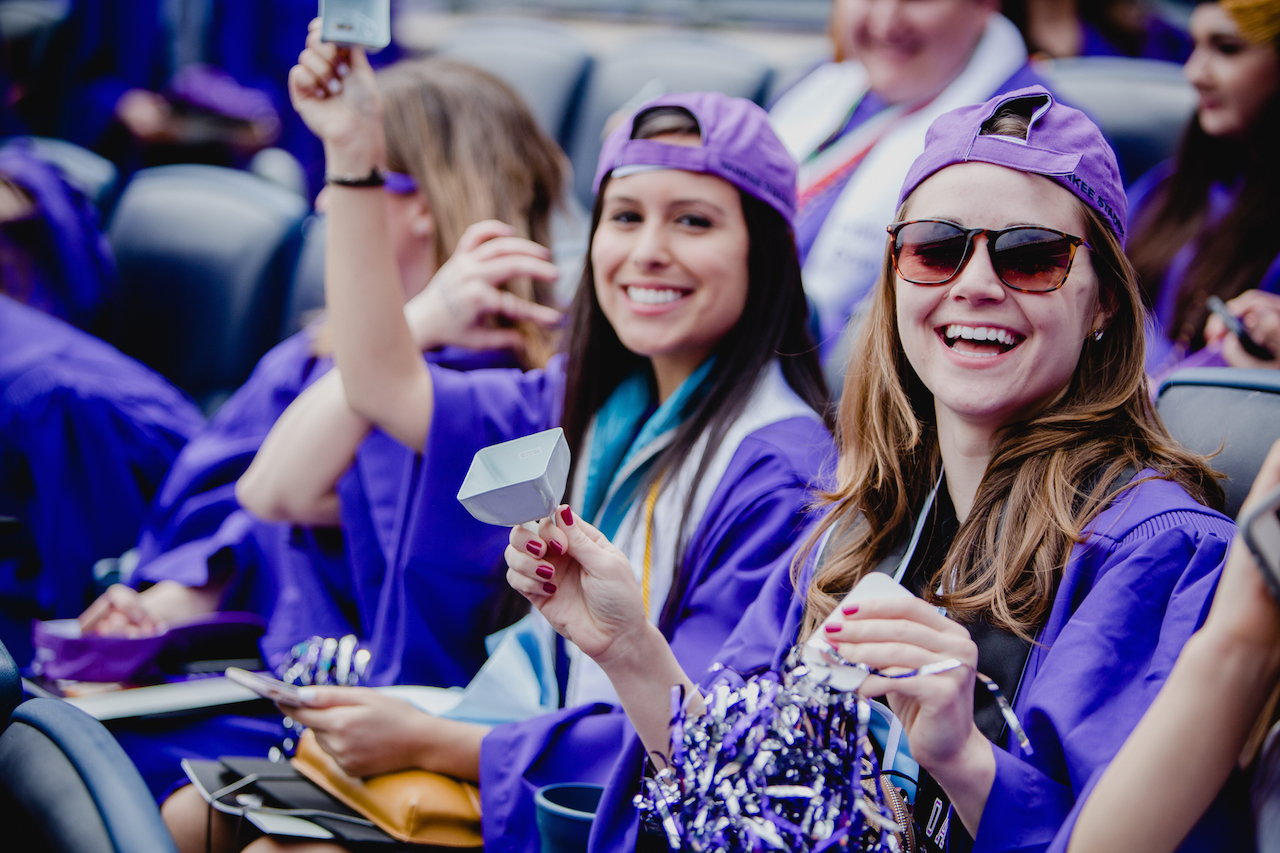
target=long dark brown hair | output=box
[1128,40,1280,352]
[797,110,1223,642]
[562,106,832,631]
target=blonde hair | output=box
[314,57,566,368]
[797,194,1224,643]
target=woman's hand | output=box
[285,686,485,781]
[826,596,994,835]
[1203,290,1280,369]
[287,19,384,170]
[505,507,650,666]
[79,580,221,637]
[405,221,562,353]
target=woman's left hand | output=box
[826,597,995,833]
[283,687,485,781]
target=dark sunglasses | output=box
[887,219,1092,293]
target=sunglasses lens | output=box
[894,221,968,284]
[992,229,1076,291]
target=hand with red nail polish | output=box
[503,505,649,665]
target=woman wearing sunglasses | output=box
[509,87,1230,852]
[1128,0,1280,376]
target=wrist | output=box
[595,620,667,677]
[1188,627,1280,689]
[323,137,386,178]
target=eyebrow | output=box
[603,195,729,217]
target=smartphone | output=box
[319,0,392,50]
[225,667,312,707]
[1242,482,1280,603]
[1207,296,1275,361]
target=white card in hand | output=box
[803,572,915,691]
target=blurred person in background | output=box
[0,149,201,666]
[76,56,568,799]
[769,0,1048,374]
[1127,0,1280,377]
[1002,0,1192,60]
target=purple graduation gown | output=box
[1129,161,1280,376]
[416,358,835,853]
[0,295,201,664]
[588,474,1240,852]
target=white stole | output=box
[563,361,823,706]
[772,15,1029,339]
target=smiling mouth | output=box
[624,286,689,306]
[940,324,1024,358]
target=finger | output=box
[505,543,558,585]
[79,595,118,631]
[469,236,553,262]
[846,596,962,636]
[292,685,367,710]
[299,50,342,96]
[288,65,323,103]
[506,566,553,599]
[496,291,563,328]
[454,221,519,256]
[858,668,969,702]
[1204,314,1227,343]
[474,255,562,288]
[510,525,548,559]
[826,616,964,655]
[555,505,629,566]
[834,640,954,672]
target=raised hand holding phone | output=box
[288,19,384,172]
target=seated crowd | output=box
[3,0,1280,851]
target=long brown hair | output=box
[798,123,1223,643]
[1127,39,1280,352]
[314,57,566,367]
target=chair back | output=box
[436,18,593,148]
[1157,368,1280,518]
[281,213,327,339]
[107,165,308,411]
[1037,57,1196,183]
[1,136,119,215]
[0,698,178,852]
[0,641,18,732]
[566,33,774,208]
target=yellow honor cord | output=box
[641,477,662,619]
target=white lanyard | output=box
[893,472,945,583]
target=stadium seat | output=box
[106,165,309,412]
[1,135,118,215]
[435,17,593,148]
[566,32,774,208]
[281,213,327,339]
[0,641,17,732]
[1157,368,1280,518]
[1037,57,1196,184]
[708,0,830,28]
[0,0,69,81]
[0,698,178,852]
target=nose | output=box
[946,235,1007,304]
[865,0,905,40]
[628,219,673,272]
[1184,45,1210,90]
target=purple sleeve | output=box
[973,517,1231,853]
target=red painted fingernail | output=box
[548,540,565,556]
[526,541,543,556]
[536,566,554,580]
[542,582,557,594]
[560,507,574,526]
[824,623,841,633]
[841,605,859,615]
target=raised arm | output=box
[288,23,561,451]
[506,509,700,756]
[1065,441,1280,853]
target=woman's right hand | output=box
[78,580,220,638]
[287,19,384,167]
[1203,290,1280,369]
[505,507,650,664]
[405,221,562,353]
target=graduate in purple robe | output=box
[1002,0,1192,62]
[0,146,118,333]
[0,295,201,665]
[168,33,832,850]
[1127,0,1280,377]
[768,0,1049,363]
[77,57,568,800]
[509,88,1233,853]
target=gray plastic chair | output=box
[106,165,309,411]
[566,32,774,208]
[1156,368,1280,518]
[435,17,593,147]
[0,698,178,853]
[281,213,327,339]
[1037,57,1196,183]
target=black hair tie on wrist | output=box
[325,167,385,188]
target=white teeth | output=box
[944,324,1018,346]
[626,287,684,305]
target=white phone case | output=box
[319,0,392,50]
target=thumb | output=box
[556,506,626,569]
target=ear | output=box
[409,195,435,242]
